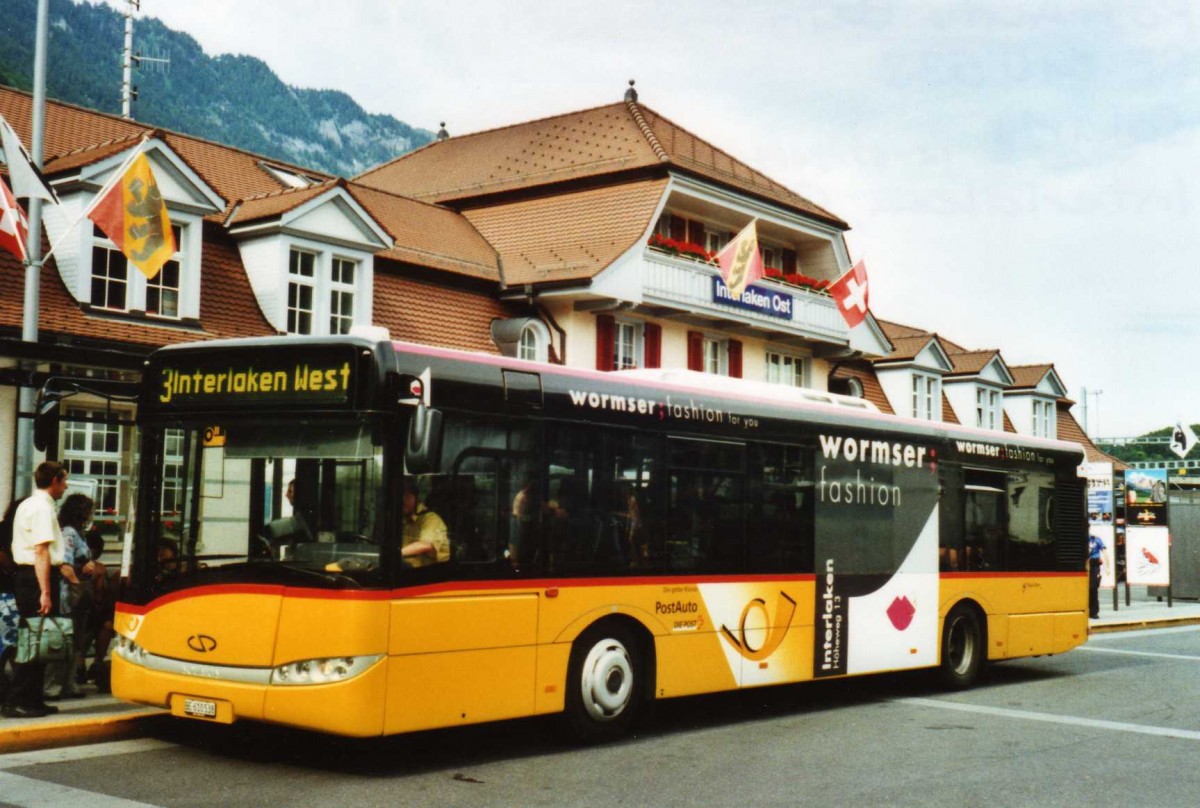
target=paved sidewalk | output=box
[1089,587,1200,633]
[2,591,1197,754]
[0,692,164,754]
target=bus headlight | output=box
[270,655,382,686]
[115,634,150,666]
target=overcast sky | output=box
[99,0,1200,438]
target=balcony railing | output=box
[640,248,847,342]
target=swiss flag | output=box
[830,259,869,328]
[0,174,29,262]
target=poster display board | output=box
[1082,462,1116,588]
[1125,526,1170,587]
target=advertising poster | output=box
[1125,526,1170,586]
[1081,462,1116,588]
[812,431,940,678]
[1125,469,1168,527]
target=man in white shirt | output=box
[2,461,69,719]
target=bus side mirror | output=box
[405,404,443,474]
[33,396,61,453]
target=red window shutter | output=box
[687,330,704,371]
[643,323,662,369]
[728,339,743,378]
[783,250,797,274]
[670,215,686,241]
[687,219,705,247]
[596,315,615,371]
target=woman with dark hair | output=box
[44,493,97,699]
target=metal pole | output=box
[15,0,49,498]
[121,1,134,118]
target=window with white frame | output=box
[705,229,728,254]
[653,215,672,239]
[703,336,727,376]
[287,248,316,335]
[761,246,781,271]
[90,225,129,310]
[329,257,356,335]
[62,408,125,517]
[161,428,184,518]
[517,320,551,362]
[145,224,184,318]
[976,387,1001,430]
[766,350,805,387]
[1032,399,1055,438]
[614,321,640,369]
[912,372,939,420]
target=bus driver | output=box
[401,481,450,567]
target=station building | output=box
[0,82,1119,530]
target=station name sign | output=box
[149,346,356,409]
[712,277,794,320]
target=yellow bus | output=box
[111,335,1089,740]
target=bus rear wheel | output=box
[565,625,642,742]
[939,604,984,689]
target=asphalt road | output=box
[3,625,1200,807]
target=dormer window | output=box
[912,372,940,420]
[976,387,1001,430]
[330,258,356,335]
[89,222,189,319]
[1032,399,1056,438]
[284,245,362,336]
[287,248,316,334]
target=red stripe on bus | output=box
[117,573,819,612]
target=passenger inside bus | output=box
[401,480,450,567]
[283,479,315,542]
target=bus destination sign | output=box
[150,347,356,410]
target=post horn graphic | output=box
[720,591,797,661]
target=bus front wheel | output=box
[565,625,642,742]
[939,604,984,689]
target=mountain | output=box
[0,0,433,177]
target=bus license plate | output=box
[183,698,217,718]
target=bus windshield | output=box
[143,418,386,591]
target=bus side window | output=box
[750,443,814,574]
[939,465,964,571]
[666,438,745,574]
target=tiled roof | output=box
[0,86,332,223]
[1009,364,1055,390]
[372,270,516,354]
[462,178,668,286]
[355,101,847,227]
[946,349,999,376]
[348,185,500,281]
[941,393,960,424]
[2,86,501,283]
[225,182,338,225]
[880,334,938,362]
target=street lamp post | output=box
[14,0,49,498]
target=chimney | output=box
[436,122,449,141]
[624,79,637,103]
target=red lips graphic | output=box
[887,596,916,631]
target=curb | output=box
[0,708,167,755]
[1089,616,1200,635]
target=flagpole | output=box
[40,136,148,266]
[15,0,49,498]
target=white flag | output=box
[0,113,58,203]
[1169,421,1197,459]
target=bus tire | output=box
[939,604,984,689]
[564,625,642,743]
